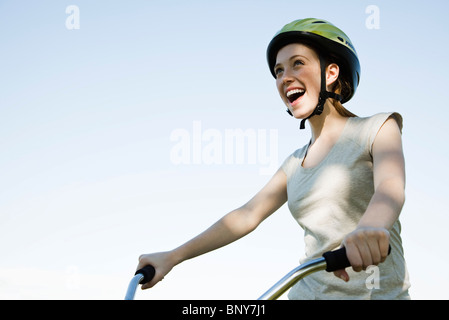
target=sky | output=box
[0,0,448,300]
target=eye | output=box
[274,67,283,77]
[293,59,304,67]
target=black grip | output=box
[135,265,156,285]
[323,246,391,272]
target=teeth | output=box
[286,89,305,97]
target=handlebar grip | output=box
[323,245,391,272]
[135,265,156,285]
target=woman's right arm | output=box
[137,167,288,289]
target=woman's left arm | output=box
[335,117,405,281]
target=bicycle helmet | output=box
[267,18,361,129]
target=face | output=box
[274,43,322,119]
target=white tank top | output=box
[281,112,410,299]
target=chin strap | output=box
[286,54,343,130]
[298,91,342,129]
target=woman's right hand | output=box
[136,251,177,290]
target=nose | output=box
[281,69,294,86]
[282,76,293,86]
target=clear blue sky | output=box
[0,0,448,299]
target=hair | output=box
[325,54,357,117]
[328,74,357,118]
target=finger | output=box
[141,277,156,290]
[366,237,381,266]
[141,282,153,290]
[378,230,390,262]
[358,240,374,270]
[333,269,349,282]
[136,254,154,273]
[344,241,363,272]
[141,274,162,290]
[136,254,147,271]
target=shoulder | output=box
[347,112,402,149]
[371,114,404,155]
[351,112,402,132]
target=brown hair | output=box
[329,76,357,117]
[325,53,357,117]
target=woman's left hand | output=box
[333,227,390,282]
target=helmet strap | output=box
[298,54,343,129]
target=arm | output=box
[137,168,288,289]
[335,117,405,281]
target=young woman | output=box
[137,18,411,299]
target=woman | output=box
[137,18,410,299]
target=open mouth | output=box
[286,88,305,104]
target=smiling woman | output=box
[274,44,323,120]
[0,0,447,302]
[267,18,360,129]
[264,18,410,299]
[137,17,411,300]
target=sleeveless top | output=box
[281,112,411,300]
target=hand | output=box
[136,251,176,289]
[333,227,390,282]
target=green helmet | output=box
[267,18,361,105]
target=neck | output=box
[308,101,348,143]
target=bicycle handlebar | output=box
[323,245,391,272]
[128,246,391,300]
[124,265,156,300]
[257,245,391,300]
[133,246,392,285]
[135,265,156,285]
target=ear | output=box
[326,63,340,88]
